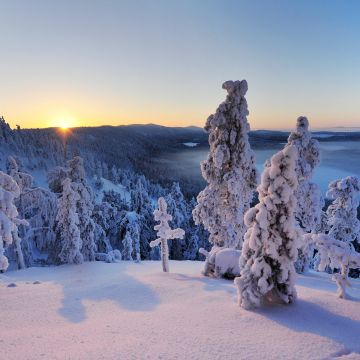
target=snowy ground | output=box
[1,261,360,360]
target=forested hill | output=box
[1,117,360,197]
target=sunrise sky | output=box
[1,0,359,130]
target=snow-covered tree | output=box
[130,176,155,259]
[286,117,321,229]
[193,80,258,249]
[47,166,68,193]
[326,176,360,246]
[16,186,57,266]
[0,171,28,271]
[120,212,141,261]
[68,156,97,261]
[235,145,299,309]
[150,197,185,272]
[6,155,33,192]
[165,182,189,259]
[92,202,114,254]
[56,178,83,264]
[286,117,323,273]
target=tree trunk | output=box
[13,232,25,269]
[161,238,169,272]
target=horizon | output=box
[1,0,360,129]
[3,118,360,133]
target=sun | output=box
[53,113,76,131]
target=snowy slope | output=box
[1,261,360,360]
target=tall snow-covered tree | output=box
[56,178,83,264]
[235,146,299,309]
[287,117,322,229]
[326,176,360,245]
[0,171,28,271]
[150,197,185,272]
[193,80,258,249]
[286,117,323,272]
[68,156,97,261]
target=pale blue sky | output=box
[0,0,359,129]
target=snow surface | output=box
[1,261,360,360]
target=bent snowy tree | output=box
[193,80,258,250]
[235,145,299,309]
[150,197,185,272]
[303,233,360,299]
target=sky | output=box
[0,0,360,130]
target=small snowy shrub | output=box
[235,145,299,309]
[199,247,240,279]
[150,197,185,272]
[95,250,122,263]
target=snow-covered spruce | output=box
[303,233,360,298]
[6,155,33,192]
[120,212,141,262]
[193,80,258,250]
[326,176,360,245]
[56,178,83,264]
[199,247,240,279]
[68,157,97,261]
[150,197,185,272]
[235,145,299,309]
[0,171,28,271]
[286,117,323,273]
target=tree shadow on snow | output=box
[296,272,360,299]
[57,263,159,323]
[258,299,360,355]
[172,273,236,296]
